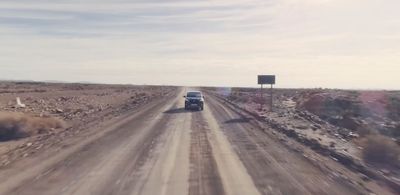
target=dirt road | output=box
[0,88,391,195]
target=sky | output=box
[0,0,399,89]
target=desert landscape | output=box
[0,82,176,168]
[0,81,398,194]
[2,0,399,194]
[205,87,400,191]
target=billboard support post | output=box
[260,84,263,110]
[270,83,273,111]
[257,75,276,112]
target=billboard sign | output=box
[258,75,276,85]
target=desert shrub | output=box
[393,124,400,137]
[227,94,238,101]
[137,92,148,97]
[252,96,267,105]
[237,95,249,103]
[387,96,400,121]
[357,127,374,137]
[227,93,248,103]
[362,134,400,167]
[0,112,65,141]
[323,98,363,118]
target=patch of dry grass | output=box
[362,134,400,167]
[0,112,65,141]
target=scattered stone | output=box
[348,132,359,139]
[279,137,287,142]
[392,176,400,182]
[2,160,10,166]
[360,174,370,181]
[36,144,43,150]
[334,133,340,137]
[16,97,26,108]
[380,169,390,176]
[295,124,309,130]
[314,124,322,129]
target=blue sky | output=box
[0,0,399,88]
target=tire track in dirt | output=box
[206,95,367,195]
[2,90,184,195]
[199,104,262,195]
[189,111,225,195]
[132,105,191,195]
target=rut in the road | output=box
[207,96,367,195]
[189,111,225,195]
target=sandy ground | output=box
[0,85,396,195]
